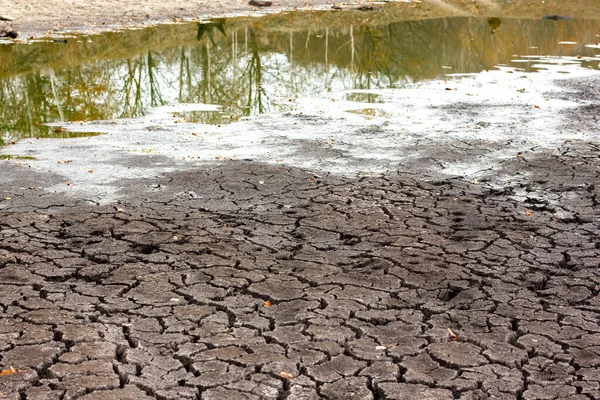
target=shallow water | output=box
[1,8,600,146]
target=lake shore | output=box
[2,0,600,38]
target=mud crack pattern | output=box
[1,148,600,400]
[2,74,600,399]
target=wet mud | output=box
[1,75,600,399]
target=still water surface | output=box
[1,8,599,145]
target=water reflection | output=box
[343,92,384,103]
[0,155,37,160]
[1,9,599,145]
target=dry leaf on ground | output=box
[447,328,458,341]
[0,366,21,376]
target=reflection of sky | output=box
[73,47,600,120]
[95,48,392,121]
[507,54,600,74]
[253,53,389,107]
[2,16,600,145]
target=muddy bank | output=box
[2,0,600,38]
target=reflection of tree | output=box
[197,20,226,43]
[178,24,268,123]
[119,52,166,117]
[1,16,600,144]
[122,58,144,117]
[246,28,265,116]
[178,47,191,101]
[147,52,164,107]
[488,17,502,33]
[0,73,55,144]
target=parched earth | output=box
[1,143,600,399]
[1,82,600,399]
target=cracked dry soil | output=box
[1,81,600,399]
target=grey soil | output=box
[0,76,599,399]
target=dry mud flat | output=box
[0,76,600,399]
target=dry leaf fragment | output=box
[525,210,534,216]
[57,159,72,164]
[0,366,16,375]
[263,300,272,307]
[447,328,457,341]
[534,105,540,109]
[88,170,94,173]
[516,152,523,158]
[28,186,35,190]
[280,372,293,379]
